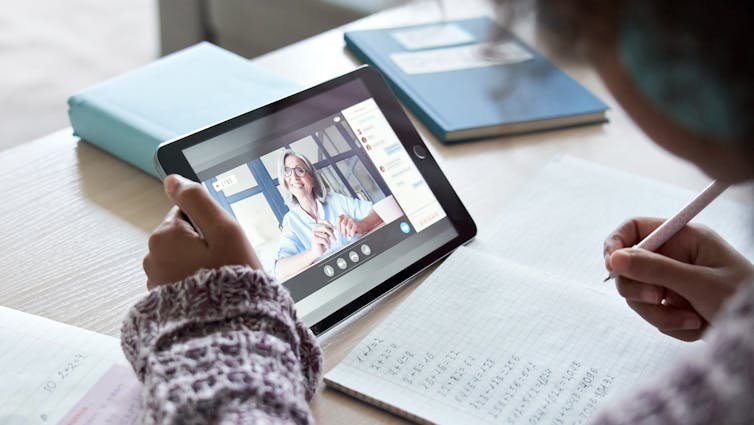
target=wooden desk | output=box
[1,2,751,424]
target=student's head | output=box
[500,0,754,182]
[278,148,327,206]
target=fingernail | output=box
[683,316,702,330]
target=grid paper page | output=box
[0,306,141,425]
[326,247,693,425]
[478,155,754,290]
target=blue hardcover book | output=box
[344,17,608,143]
[68,42,300,177]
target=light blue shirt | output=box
[276,192,373,264]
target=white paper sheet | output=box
[478,155,754,291]
[390,41,533,75]
[390,23,475,51]
[326,247,693,424]
[0,306,142,425]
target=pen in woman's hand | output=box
[604,180,729,282]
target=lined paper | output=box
[0,306,141,425]
[326,247,693,424]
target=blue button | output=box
[400,222,411,234]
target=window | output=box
[321,125,351,156]
[336,156,384,203]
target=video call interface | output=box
[183,80,452,312]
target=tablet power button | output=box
[412,145,428,159]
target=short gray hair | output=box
[277,148,327,206]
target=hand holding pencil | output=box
[604,181,729,282]
[602,181,754,342]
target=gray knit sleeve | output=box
[590,283,754,425]
[120,266,323,425]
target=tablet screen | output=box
[159,69,473,333]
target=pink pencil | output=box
[604,180,729,282]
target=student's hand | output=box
[308,222,334,258]
[143,174,261,290]
[336,214,360,238]
[604,217,754,341]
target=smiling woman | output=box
[274,148,384,280]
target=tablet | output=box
[155,65,476,334]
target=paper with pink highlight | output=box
[57,364,142,425]
[0,307,142,425]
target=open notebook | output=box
[325,156,754,424]
[0,307,142,424]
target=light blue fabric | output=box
[276,192,373,264]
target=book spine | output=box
[344,34,450,143]
[68,95,166,178]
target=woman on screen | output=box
[274,148,383,280]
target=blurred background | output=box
[0,0,395,152]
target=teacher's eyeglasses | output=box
[283,166,308,177]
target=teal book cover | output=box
[68,42,300,177]
[344,17,608,143]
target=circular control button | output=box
[336,258,348,270]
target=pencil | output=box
[603,180,729,282]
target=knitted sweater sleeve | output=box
[120,266,323,425]
[590,283,754,425]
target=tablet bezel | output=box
[155,65,476,334]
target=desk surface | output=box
[1,2,751,424]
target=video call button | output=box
[349,251,359,263]
[360,244,371,256]
[336,258,348,270]
[323,265,335,277]
[400,222,411,234]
